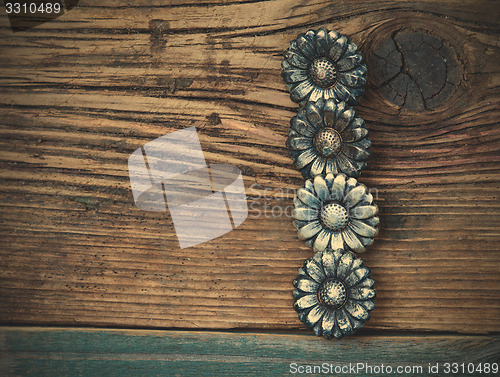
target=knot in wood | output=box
[370,31,461,111]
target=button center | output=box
[318,278,347,309]
[313,128,342,158]
[310,58,337,88]
[320,202,349,231]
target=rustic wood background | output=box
[0,0,499,375]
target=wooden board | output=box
[1,327,499,377]
[0,0,499,334]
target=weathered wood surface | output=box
[1,327,499,377]
[0,0,499,334]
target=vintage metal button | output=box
[293,249,375,339]
[286,98,371,178]
[292,173,379,253]
[282,28,367,106]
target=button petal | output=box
[349,287,376,301]
[336,251,354,280]
[345,300,370,321]
[291,115,316,137]
[339,66,367,87]
[342,228,366,253]
[285,48,310,69]
[296,33,315,60]
[321,249,337,277]
[315,28,330,57]
[335,308,353,336]
[313,175,330,201]
[295,148,317,169]
[330,173,346,201]
[287,136,312,151]
[292,207,319,221]
[337,54,363,72]
[323,99,337,127]
[282,68,309,84]
[313,229,332,252]
[297,187,321,208]
[350,219,378,237]
[321,310,336,339]
[294,294,318,310]
[294,278,320,293]
[305,305,326,328]
[290,79,315,102]
[341,127,368,143]
[298,220,322,240]
[329,35,348,62]
[309,156,326,176]
[304,258,326,283]
[341,143,370,161]
[305,101,324,130]
[334,108,355,134]
[344,185,367,209]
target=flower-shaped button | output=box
[286,98,370,178]
[293,173,379,253]
[293,249,375,339]
[282,28,367,106]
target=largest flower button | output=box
[293,173,379,253]
[293,249,376,339]
[282,28,367,106]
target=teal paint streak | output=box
[1,328,499,377]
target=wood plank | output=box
[0,0,499,333]
[1,327,499,377]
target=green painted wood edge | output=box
[0,327,499,376]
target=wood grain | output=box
[0,0,499,333]
[1,327,499,377]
